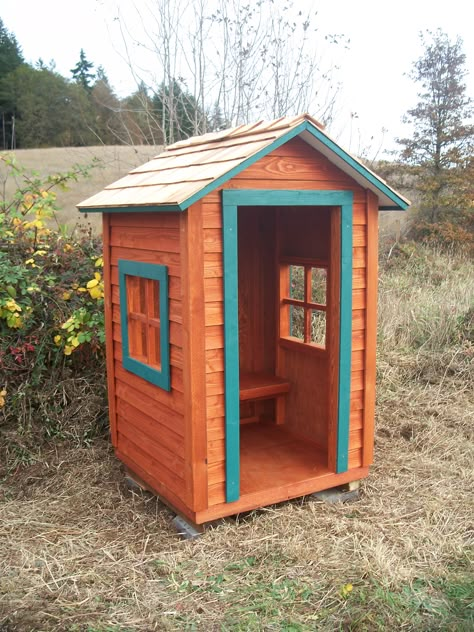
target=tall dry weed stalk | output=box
[378,244,473,354]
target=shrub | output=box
[0,155,106,473]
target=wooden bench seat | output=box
[239,372,291,401]
[239,372,291,425]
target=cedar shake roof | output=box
[78,113,409,212]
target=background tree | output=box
[90,68,124,145]
[0,65,97,148]
[397,30,473,237]
[71,49,95,91]
[115,0,346,143]
[0,18,23,81]
[0,18,24,148]
[116,82,163,145]
[153,78,207,144]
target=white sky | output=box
[1,0,473,156]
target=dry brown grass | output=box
[0,146,162,234]
[0,248,473,631]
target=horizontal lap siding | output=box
[108,213,186,499]
[203,137,367,504]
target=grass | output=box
[0,245,473,631]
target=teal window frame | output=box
[222,189,353,503]
[118,259,171,391]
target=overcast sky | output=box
[2,0,473,156]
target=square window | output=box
[280,261,327,351]
[119,260,170,390]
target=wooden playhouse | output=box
[78,114,409,525]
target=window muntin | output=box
[281,262,328,349]
[118,260,170,390]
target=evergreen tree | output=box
[398,30,473,231]
[0,18,23,81]
[71,49,95,91]
[209,103,229,132]
[153,79,207,144]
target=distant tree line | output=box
[0,18,212,149]
[0,0,345,150]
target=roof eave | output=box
[77,203,184,214]
[76,115,410,213]
[178,119,409,211]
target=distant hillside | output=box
[1,145,163,233]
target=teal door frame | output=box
[222,189,353,503]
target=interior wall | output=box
[278,206,330,259]
[237,206,276,374]
[277,206,331,449]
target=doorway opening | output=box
[236,205,339,496]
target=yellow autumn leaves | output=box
[86,272,105,300]
[55,259,105,356]
[0,299,23,329]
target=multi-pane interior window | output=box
[118,260,170,390]
[280,262,328,349]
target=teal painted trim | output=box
[379,206,406,211]
[80,118,407,215]
[222,200,240,502]
[223,189,353,207]
[300,121,409,211]
[180,120,406,211]
[336,202,353,473]
[118,259,170,391]
[221,189,352,503]
[79,204,182,214]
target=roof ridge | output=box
[164,113,324,153]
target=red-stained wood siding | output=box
[107,212,187,502]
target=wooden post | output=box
[102,213,118,447]
[363,191,379,466]
[180,203,209,511]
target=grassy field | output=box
[0,242,472,631]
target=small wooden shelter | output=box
[78,114,408,525]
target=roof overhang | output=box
[78,114,409,213]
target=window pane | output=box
[139,277,147,313]
[311,267,327,305]
[148,325,161,369]
[289,265,304,301]
[310,309,326,347]
[290,305,305,340]
[127,275,140,313]
[129,320,147,361]
[149,279,160,320]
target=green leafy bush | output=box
[0,156,106,471]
